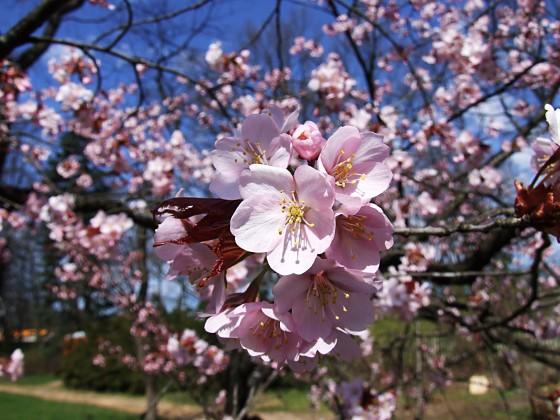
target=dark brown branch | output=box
[394,213,529,237]
[0,0,84,64]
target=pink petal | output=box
[267,228,318,275]
[292,296,334,341]
[304,336,337,356]
[280,109,300,133]
[168,243,217,278]
[269,105,285,130]
[238,164,294,200]
[154,243,182,261]
[154,216,187,244]
[230,197,284,253]
[365,203,394,251]
[353,132,390,165]
[273,274,312,313]
[355,162,392,200]
[331,331,362,361]
[294,165,335,209]
[331,290,373,332]
[267,134,292,168]
[205,310,234,334]
[209,148,246,199]
[327,267,376,294]
[304,208,336,254]
[241,114,280,149]
[326,220,382,273]
[320,126,360,171]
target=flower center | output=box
[251,318,282,338]
[235,140,266,165]
[306,271,351,320]
[278,192,315,236]
[251,318,291,349]
[297,131,309,141]
[339,214,374,241]
[332,149,365,187]
[307,271,337,307]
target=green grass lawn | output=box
[0,392,136,420]
[0,374,58,386]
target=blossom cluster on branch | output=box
[154,107,394,370]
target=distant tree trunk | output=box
[135,227,158,420]
[224,350,260,418]
[144,375,158,420]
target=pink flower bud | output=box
[291,121,326,160]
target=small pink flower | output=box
[210,114,292,199]
[291,121,326,160]
[76,173,93,188]
[230,164,335,275]
[56,156,80,178]
[318,126,392,214]
[273,259,374,341]
[326,204,393,273]
[231,302,304,363]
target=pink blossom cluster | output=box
[323,14,373,45]
[1,58,212,198]
[289,37,324,57]
[0,349,24,382]
[38,194,133,298]
[0,60,31,137]
[376,276,431,321]
[205,42,258,83]
[307,53,357,110]
[372,243,433,320]
[94,305,228,381]
[154,108,394,369]
[48,47,98,85]
[167,329,229,379]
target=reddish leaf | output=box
[153,197,241,243]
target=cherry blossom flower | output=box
[230,164,335,275]
[209,114,292,199]
[207,302,317,367]
[205,42,223,68]
[273,259,374,341]
[56,156,80,179]
[325,204,393,273]
[318,126,392,214]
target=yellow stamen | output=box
[331,150,365,188]
[339,214,374,241]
